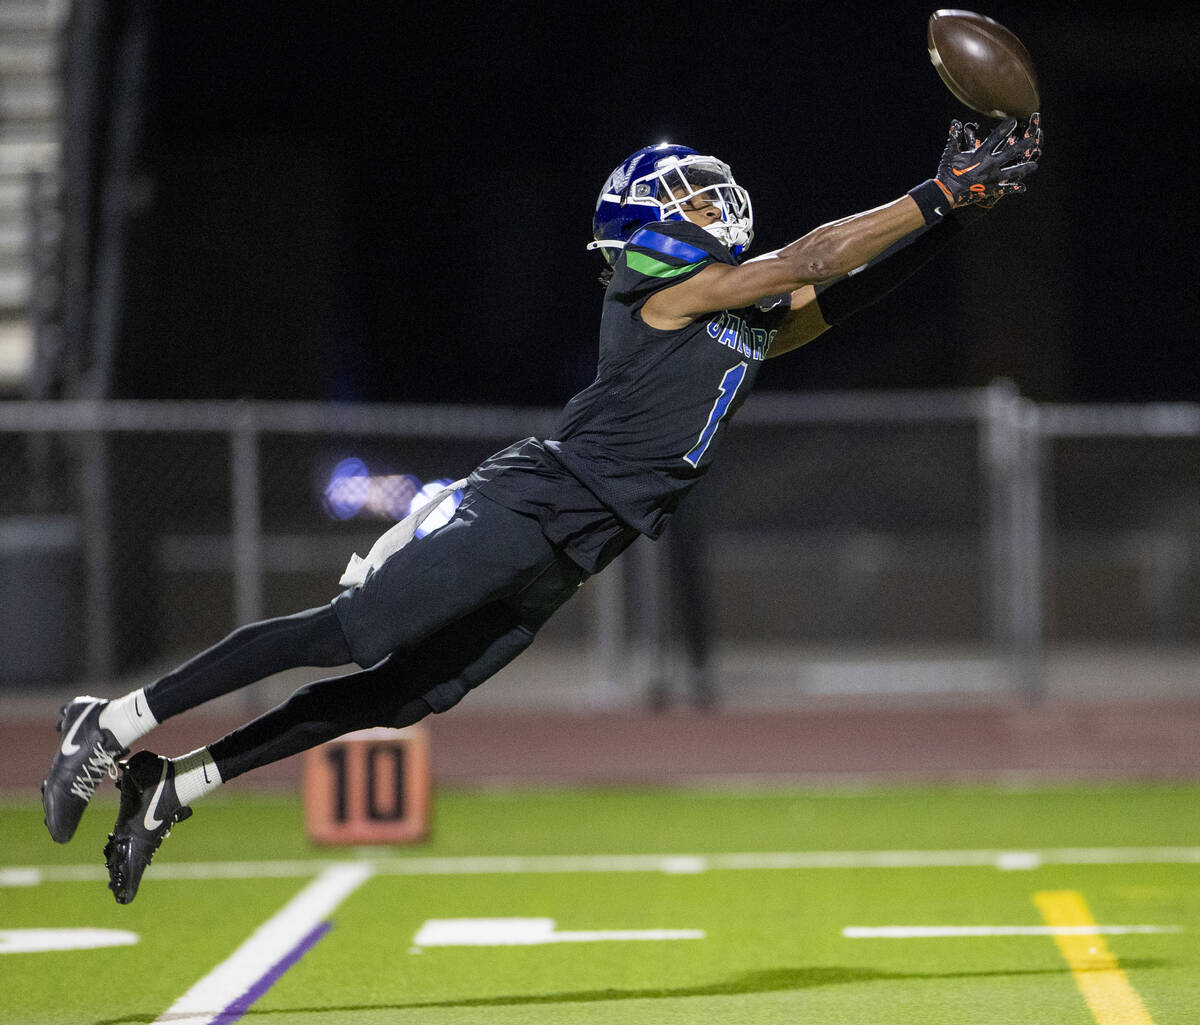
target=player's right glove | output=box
[936,114,1041,207]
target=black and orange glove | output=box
[936,113,1042,208]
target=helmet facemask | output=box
[635,155,754,256]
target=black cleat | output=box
[42,697,128,844]
[103,751,192,905]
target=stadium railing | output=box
[0,380,1196,708]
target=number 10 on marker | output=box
[303,725,432,845]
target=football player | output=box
[41,115,1040,903]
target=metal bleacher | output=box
[0,0,61,388]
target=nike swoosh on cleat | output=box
[60,701,98,756]
[202,763,211,784]
[143,762,169,831]
[951,162,981,177]
[134,696,143,718]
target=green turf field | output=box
[2,782,1198,1024]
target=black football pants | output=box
[143,489,587,780]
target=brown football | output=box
[927,10,1040,119]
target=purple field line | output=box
[210,919,333,1025]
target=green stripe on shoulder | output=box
[625,249,708,279]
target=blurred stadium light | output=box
[0,383,1196,709]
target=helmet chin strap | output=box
[703,219,753,255]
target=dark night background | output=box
[108,2,1199,407]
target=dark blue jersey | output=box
[472,219,787,570]
[548,220,787,535]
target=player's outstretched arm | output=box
[764,114,1043,357]
[768,208,965,358]
[766,212,962,358]
[642,195,927,330]
[642,115,1041,333]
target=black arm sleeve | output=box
[813,214,967,327]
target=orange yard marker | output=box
[303,725,431,845]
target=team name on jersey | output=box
[706,310,772,362]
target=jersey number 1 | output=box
[683,362,747,468]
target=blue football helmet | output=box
[589,143,754,265]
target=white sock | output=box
[172,747,223,806]
[97,688,158,749]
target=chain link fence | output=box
[1040,406,1200,644]
[0,386,1196,707]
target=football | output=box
[927,10,1040,119]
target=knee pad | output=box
[385,696,435,729]
[420,623,535,713]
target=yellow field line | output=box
[1033,890,1156,1025]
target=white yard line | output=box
[412,918,705,947]
[0,928,140,953]
[153,862,372,1025]
[7,845,1200,887]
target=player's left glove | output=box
[936,114,1041,207]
